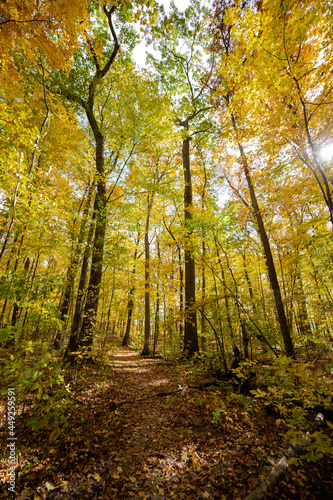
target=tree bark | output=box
[230,113,295,358]
[64,194,96,360]
[201,240,207,351]
[76,157,106,356]
[162,218,184,344]
[56,5,120,361]
[11,256,31,328]
[142,193,154,356]
[178,246,184,344]
[54,180,94,349]
[214,238,237,347]
[242,252,267,353]
[153,238,161,357]
[122,246,139,347]
[182,133,199,356]
[295,270,312,339]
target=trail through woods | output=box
[2,343,333,499]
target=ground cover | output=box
[1,343,332,499]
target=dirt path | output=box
[101,344,219,499]
[77,345,333,500]
[6,343,333,500]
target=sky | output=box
[159,0,191,11]
[132,0,191,67]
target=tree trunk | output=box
[200,156,207,352]
[182,134,199,356]
[201,240,207,352]
[178,246,184,344]
[141,193,154,356]
[122,293,134,347]
[230,113,295,358]
[57,4,120,361]
[77,180,106,354]
[75,105,107,357]
[153,239,161,357]
[54,180,94,349]
[122,261,137,347]
[11,256,31,328]
[64,193,96,360]
[221,255,235,347]
[243,252,267,353]
[211,271,228,372]
[295,270,312,347]
[122,229,140,347]
[105,268,116,337]
[163,221,183,344]
[215,239,250,358]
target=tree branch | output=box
[177,106,212,127]
[101,5,120,78]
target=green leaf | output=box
[0,328,10,342]
[31,381,40,391]
[49,426,61,443]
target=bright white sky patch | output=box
[319,144,333,161]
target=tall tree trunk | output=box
[153,238,161,357]
[64,195,96,360]
[200,153,207,352]
[122,246,139,347]
[0,174,20,265]
[177,246,184,344]
[142,193,154,356]
[215,239,249,358]
[122,293,134,347]
[242,251,267,353]
[57,4,120,361]
[105,267,116,337]
[230,112,295,358]
[4,232,25,346]
[295,270,312,340]
[20,253,40,340]
[163,219,184,345]
[201,240,207,352]
[182,133,199,356]
[209,271,228,373]
[76,110,107,357]
[53,180,95,349]
[0,233,20,327]
[11,256,31,328]
[153,290,160,357]
[214,237,236,348]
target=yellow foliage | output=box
[0,0,89,75]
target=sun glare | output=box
[319,144,333,161]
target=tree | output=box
[0,58,92,345]
[47,2,143,357]
[54,178,95,349]
[244,0,333,227]
[149,0,213,355]
[0,0,88,75]
[122,225,141,347]
[211,0,295,357]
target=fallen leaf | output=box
[17,490,33,500]
[45,482,56,491]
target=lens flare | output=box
[319,144,333,161]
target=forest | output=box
[0,0,333,498]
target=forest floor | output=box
[1,341,333,499]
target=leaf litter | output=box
[1,344,332,499]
